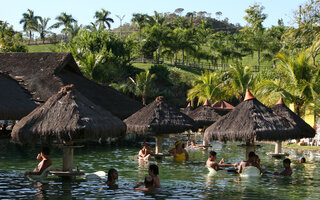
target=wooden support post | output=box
[63,146,74,171]
[274,141,282,154]
[245,142,255,160]
[155,136,163,154]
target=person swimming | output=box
[206,151,238,171]
[299,157,306,163]
[187,140,205,150]
[106,168,118,188]
[168,141,189,162]
[134,176,157,193]
[274,158,292,176]
[148,164,161,188]
[24,147,52,176]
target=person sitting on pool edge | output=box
[134,176,157,192]
[106,168,119,188]
[274,158,292,176]
[238,152,262,174]
[206,151,238,171]
[24,146,52,176]
[168,141,189,162]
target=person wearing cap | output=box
[168,141,189,162]
[24,147,52,176]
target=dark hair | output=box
[248,152,256,158]
[283,158,291,164]
[300,157,306,163]
[42,147,50,155]
[149,164,159,175]
[144,176,154,187]
[209,151,217,157]
[107,168,117,182]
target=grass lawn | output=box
[283,143,320,151]
[27,44,57,52]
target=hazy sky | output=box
[0,0,305,32]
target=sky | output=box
[0,0,306,32]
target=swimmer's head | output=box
[175,141,182,148]
[299,157,306,163]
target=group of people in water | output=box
[24,141,306,192]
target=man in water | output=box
[299,157,306,163]
[24,147,52,176]
[274,158,292,176]
[134,176,157,192]
[238,151,262,174]
[206,151,238,171]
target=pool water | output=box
[0,138,320,200]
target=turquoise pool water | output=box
[0,138,319,200]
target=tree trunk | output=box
[294,103,302,117]
[174,51,177,65]
[156,45,161,64]
[182,49,185,65]
[257,49,261,72]
[142,94,146,105]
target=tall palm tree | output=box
[52,12,77,41]
[187,71,229,105]
[94,9,114,30]
[0,21,15,39]
[37,17,51,44]
[19,9,40,43]
[131,13,148,41]
[129,70,156,105]
[68,22,82,39]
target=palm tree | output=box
[227,64,257,101]
[19,9,40,43]
[94,9,114,30]
[187,71,229,105]
[0,21,15,39]
[131,13,148,41]
[52,12,77,41]
[37,17,51,44]
[129,70,156,105]
[257,50,320,116]
[68,22,82,39]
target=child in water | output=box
[106,168,118,188]
[274,158,292,176]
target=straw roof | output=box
[211,100,235,110]
[182,102,194,115]
[0,52,142,119]
[187,100,221,128]
[0,72,37,119]
[271,98,315,139]
[124,96,196,134]
[204,90,296,143]
[11,85,126,144]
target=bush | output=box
[149,64,171,86]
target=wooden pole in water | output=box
[155,136,163,154]
[63,146,74,171]
[274,141,282,154]
[245,142,255,160]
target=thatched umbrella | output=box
[187,99,221,128]
[124,96,196,153]
[182,102,194,115]
[0,52,142,119]
[11,85,126,172]
[204,89,295,159]
[269,98,315,155]
[0,72,37,120]
[211,100,234,116]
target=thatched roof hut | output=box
[187,100,221,128]
[271,98,315,139]
[211,100,234,116]
[11,85,126,145]
[0,52,142,119]
[182,102,194,115]
[204,90,296,143]
[0,72,37,119]
[124,96,196,134]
